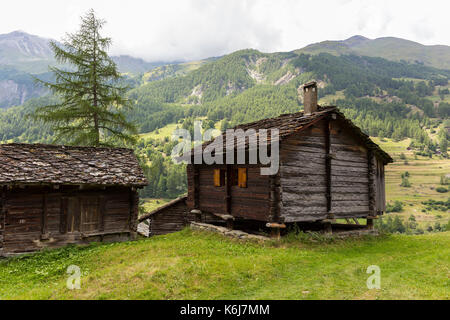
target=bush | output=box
[386,201,404,213]
[436,187,448,193]
[401,176,411,187]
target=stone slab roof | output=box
[186,106,393,164]
[0,143,148,187]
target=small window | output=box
[238,168,247,188]
[214,169,226,187]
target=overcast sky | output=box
[1,0,448,62]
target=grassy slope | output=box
[0,230,448,300]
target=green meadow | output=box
[0,230,448,300]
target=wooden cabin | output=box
[0,144,147,256]
[185,81,393,235]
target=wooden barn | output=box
[184,81,393,236]
[0,144,147,256]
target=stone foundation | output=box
[190,222,270,241]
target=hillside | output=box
[0,37,449,204]
[297,35,450,70]
[0,230,448,300]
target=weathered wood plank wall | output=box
[0,187,6,254]
[198,166,227,214]
[330,120,370,218]
[2,186,135,255]
[280,122,329,222]
[230,167,271,221]
[150,200,188,236]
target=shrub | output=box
[401,176,411,187]
[436,187,448,193]
[386,201,403,213]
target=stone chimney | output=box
[303,81,318,115]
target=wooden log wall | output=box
[279,118,378,222]
[230,167,271,221]
[186,164,199,209]
[194,165,271,222]
[147,198,222,236]
[0,187,6,254]
[187,165,194,208]
[129,190,139,233]
[330,120,370,218]
[198,166,227,214]
[375,158,386,214]
[2,185,136,255]
[280,122,329,222]
[149,199,188,236]
[368,151,376,216]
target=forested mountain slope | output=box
[1,46,449,200]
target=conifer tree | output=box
[33,9,137,147]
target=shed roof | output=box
[187,106,393,164]
[0,143,148,187]
[138,196,187,222]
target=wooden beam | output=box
[99,196,106,232]
[352,218,360,225]
[129,189,139,232]
[41,192,48,235]
[226,165,232,214]
[193,166,200,209]
[367,150,376,216]
[325,118,332,218]
[0,186,6,232]
[367,218,374,230]
[60,197,68,234]
[266,223,286,229]
[226,219,234,230]
[270,228,281,240]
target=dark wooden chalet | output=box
[185,81,393,235]
[0,144,147,256]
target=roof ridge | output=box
[0,143,134,152]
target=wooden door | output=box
[66,197,80,233]
[80,197,100,233]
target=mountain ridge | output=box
[0,30,174,74]
[297,35,450,70]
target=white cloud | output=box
[0,0,448,62]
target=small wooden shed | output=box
[186,82,393,235]
[0,144,147,256]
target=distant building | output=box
[0,144,147,256]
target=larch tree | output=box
[33,9,137,147]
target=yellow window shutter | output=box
[238,168,247,188]
[214,169,221,187]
